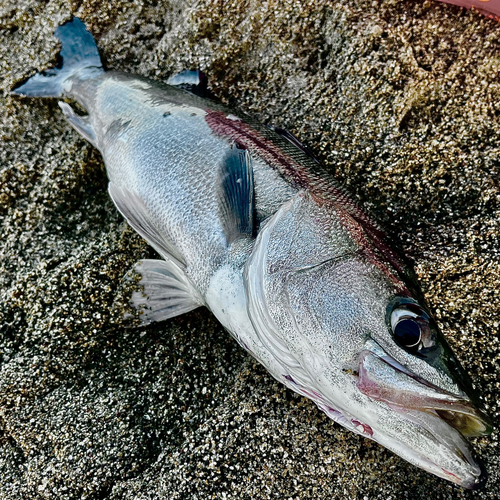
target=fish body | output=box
[13,18,491,489]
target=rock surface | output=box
[1,0,499,498]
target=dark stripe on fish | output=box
[205,110,410,294]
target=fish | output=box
[13,17,492,489]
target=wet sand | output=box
[1,0,499,498]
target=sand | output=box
[1,0,499,498]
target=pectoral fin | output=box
[217,143,254,244]
[132,259,202,324]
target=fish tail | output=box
[12,17,102,97]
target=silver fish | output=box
[13,18,491,489]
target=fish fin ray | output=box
[12,17,102,98]
[108,182,186,267]
[166,69,210,98]
[131,259,202,324]
[271,127,321,164]
[58,101,98,147]
[217,144,254,244]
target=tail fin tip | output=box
[12,17,102,98]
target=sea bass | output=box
[13,18,491,489]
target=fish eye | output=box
[388,299,437,355]
[393,318,421,350]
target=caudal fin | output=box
[12,17,102,98]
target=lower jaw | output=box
[360,405,486,488]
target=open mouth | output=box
[355,350,491,489]
[356,350,491,437]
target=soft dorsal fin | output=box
[271,126,320,165]
[108,182,186,267]
[131,259,202,324]
[166,69,211,98]
[217,143,254,244]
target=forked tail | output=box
[12,17,102,97]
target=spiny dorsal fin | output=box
[271,126,320,165]
[217,143,254,245]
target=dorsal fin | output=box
[166,69,211,98]
[217,143,254,244]
[271,126,320,165]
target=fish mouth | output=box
[356,350,492,489]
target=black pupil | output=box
[394,319,421,348]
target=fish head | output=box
[245,191,491,489]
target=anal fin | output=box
[132,259,202,324]
[108,182,186,267]
[109,183,202,324]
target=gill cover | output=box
[244,191,378,401]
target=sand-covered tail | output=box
[13,18,492,489]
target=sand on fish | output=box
[0,0,499,498]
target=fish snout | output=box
[356,350,492,438]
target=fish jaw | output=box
[357,350,491,437]
[371,407,487,489]
[356,349,490,489]
[280,349,489,490]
